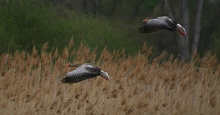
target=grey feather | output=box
[61,63,110,84]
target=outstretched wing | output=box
[138,18,174,34]
[61,69,99,83]
[138,26,162,34]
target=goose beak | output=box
[104,77,110,80]
[176,24,187,37]
[100,70,110,81]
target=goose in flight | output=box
[61,63,110,83]
[138,16,187,36]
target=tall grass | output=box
[0,41,220,115]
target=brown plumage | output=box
[61,63,110,84]
[138,16,187,36]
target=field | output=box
[0,41,220,115]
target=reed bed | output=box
[0,41,220,115]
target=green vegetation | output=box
[0,0,220,59]
[0,1,220,114]
[0,0,142,55]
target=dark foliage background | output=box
[0,0,219,59]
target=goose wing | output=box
[138,18,174,34]
[138,26,162,34]
[61,68,99,83]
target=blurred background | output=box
[0,0,219,59]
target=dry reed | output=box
[0,41,220,115]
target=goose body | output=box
[61,63,110,83]
[138,16,187,36]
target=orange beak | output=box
[177,29,187,37]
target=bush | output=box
[0,0,141,55]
